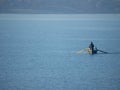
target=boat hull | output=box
[86,48,97,55]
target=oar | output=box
[97,49,108,54]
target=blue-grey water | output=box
[0,14,120,90]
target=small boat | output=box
[76,47,108,55]
[76,42,108,55]
[86,47,97,55]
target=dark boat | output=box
[87,47,98,55]
[76,47,108,55]
[86,47,108,55]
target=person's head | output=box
[91,41,93,44]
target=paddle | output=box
[97,49,108,54]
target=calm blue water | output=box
[0,14,120,90]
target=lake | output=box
[0,14,120,90]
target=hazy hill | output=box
[0,0,120,13]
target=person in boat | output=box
[89,42,94,51]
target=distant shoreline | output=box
[0,9,120,14]
[0,14,120,21]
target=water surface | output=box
[0,14,120,90]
